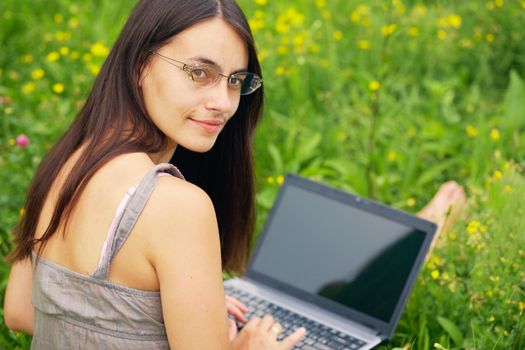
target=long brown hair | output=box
[10,0,264,274]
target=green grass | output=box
[1,0,525,348]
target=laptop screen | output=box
[248,175,435,336]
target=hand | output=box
[231,315,306,350]
[226,295,249,341]
[226,295,249,323]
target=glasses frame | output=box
[148,50,262,95]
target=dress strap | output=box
[92,163,184,280]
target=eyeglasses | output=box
[149,51,262,95]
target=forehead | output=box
[164,18,248,69]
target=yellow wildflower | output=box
[388,151,397,162]
[275,22,290,34]
[267,176,275,184]
[257,49,268,62]
[52,83,65,94]
[22,82,36,94]
[413,4,427,16]
[31,69,45,80]
[255,0,267,5]
[55,31,71,41]
[490,128,500,141]
[315,0,326,8]
[381,24,397,37]
[407,26,419,37]
[368,80,381,91]
[519,301,524,313]
[333,31,343,41]
[486,2,495,10]
[448,15,462,29]
[431,270,440,279]
[448,231,457,240]
[8,139,16,146]
[19,208,26,217]
[522,1,525,8]
[91,42,110,57]
[461,39,473,48]
[357,40,370,50]
[276,66,286,76]
[486,33,495,42]
[504,185,512,193]
[20,54,33,63]
[70,51,80,60]
[87,63,101,76]
[495,0,504,7]
[309,44,320,54]
[59,46,70,56]
[54,13,63,23]
[293,32,306,47]
[467,221,480,234]
[437,30,447,40]
[277,45,288,55]
[68,17,79,28]
[47,51,60,62]
[466,125,478,138]
[406,198,416,207]
[493,170,503,180]
[276,175,285,185]
[248,18,265,32]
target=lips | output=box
[189,118,224,133]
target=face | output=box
[140,18,249,153]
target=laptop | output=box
[224,174,437,349]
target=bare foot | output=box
[417,181,467,250]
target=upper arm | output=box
[143,179,231,350]
[4,258,35,335]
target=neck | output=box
[148,142,177,164]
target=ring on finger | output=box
[271,323,282,334]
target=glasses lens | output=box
[238,73,262,95]
[189,64,218,85]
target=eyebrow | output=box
[189,56,248,74]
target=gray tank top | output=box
[31,163,184,349]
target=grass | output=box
[1,0,524,348]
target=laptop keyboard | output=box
[225,285,368,350]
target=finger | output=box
[228,318,238,341]
[259,314,275,330]
[227,305,248,323]
[225,295,249,312]
[243,316,261,331]
[280,327,307,349]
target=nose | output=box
[204,78,238,115]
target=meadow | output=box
[1,0,525,349]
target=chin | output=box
[182,139,218,153]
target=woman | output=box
[4,0,305,348]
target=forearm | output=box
[4,259,35,335]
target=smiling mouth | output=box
[189,118,224,133]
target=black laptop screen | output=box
[250,183,426,324]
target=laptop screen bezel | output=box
[246,174,436,338]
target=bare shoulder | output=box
[139,175,220,264]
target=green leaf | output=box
[437,316,464,347]
[503,70,525,130]
[267,143,283,174]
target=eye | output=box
[228,74,245,88]
[190,66,210,82]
